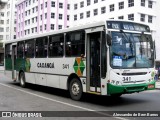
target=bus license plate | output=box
[148,84,154,89]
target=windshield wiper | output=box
[120,30,134,57]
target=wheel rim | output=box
[20,75,24,86]
[71,82,80,96]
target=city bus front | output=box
[106,21,155,96]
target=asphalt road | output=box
[0,72,160,120]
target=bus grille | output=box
[126,86,146,92]
[122,72,147,76]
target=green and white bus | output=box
[4,20,155,100]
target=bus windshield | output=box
[110,31,154,68]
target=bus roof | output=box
[5,19,150,44]
[5,21,105,44]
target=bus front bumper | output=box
[107,81,155,95]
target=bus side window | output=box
[17,41,24,58]
[25,40,34,58]
[49,34,64,57]
[35,37,48,58]
[65,30,85,57]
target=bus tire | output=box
[19,72,26,88]
[69,78,83,101]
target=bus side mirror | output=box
[107,34,112,46]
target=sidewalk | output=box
[155,80,160,89]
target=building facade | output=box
[0,0,17,70]
[0,1,6,70]
[16,0,71,39]
[16,0,159,60]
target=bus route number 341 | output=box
[123,77,131,82]
[63,64,69,69]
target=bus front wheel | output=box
[69,78,83,101]
[19,72,26,88]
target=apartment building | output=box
[16,0,71,39]
[0,0,17,70]
[0,1,6,70]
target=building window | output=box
[86,11,90,18]
[40,15,42,20]
[45,13,47,19]
[67,4,70,10]
[32,8,35,13]
[32,28,34,33]
[140,14,145,22]
[28,10,30,15]
[51,1,55,7]
[44,24,47,30]
[35,17,37,22]
[51,13,55,18]
[45,2,47,8]
[74,4,77,10]
[40,26,42,31]
[59,3,63,8]
[110,4,114,12]
[35,27,37,32]
[148,1,153,8]
[59,14,63,19]
[51,24,54,30]
[119,2,124,9]
[94,0,98,4]
[80,1,84,8]
[87,0,90,6]
[36,6,38,11]
[41,4,43,10]
[93,9,98,16]
[141,0,145,7]
[118,16,124,19]
[59,25,62,29]
[67,15,69,21]
[28,19,30,24]
[25,21,27,25]
[148,15,153,23]
[80,13,83,19]
[128,0,134,7]
[32,18,34,23]
[128,14,134,21]
[101,7,106,14]
[74,15,77,21]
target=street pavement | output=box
[0,72,160,120]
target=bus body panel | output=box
[5,70,12,79]
[25,72,36,84]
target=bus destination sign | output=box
[107,21,150,32]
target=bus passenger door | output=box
[12,44,17,80]
[86,27,104,93]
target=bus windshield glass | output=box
[110,31,154,68]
